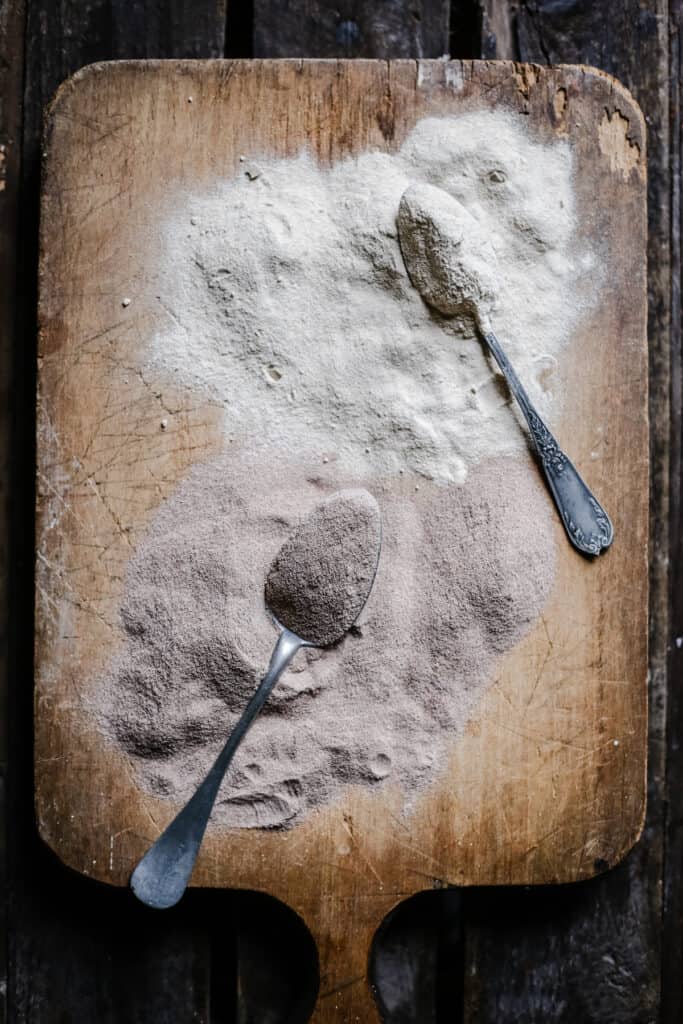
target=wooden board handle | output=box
[311,976,380,1023]
[300,897,395,1023]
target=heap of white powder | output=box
[145,110,598,485]
[97,110,599,828]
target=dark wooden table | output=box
[1,2,681,1021]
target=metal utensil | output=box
[396,183,613,557]
[130,628,311,909]
[130,489,382,909]
[480,328,613,556]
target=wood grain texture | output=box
[23,0,229,154]
[664,4,683,1017]
[253,1,451,58]
[1,1,26,1021]
[370,890,464,1022]
[34,58,648,1022]
[10,874,213,1024]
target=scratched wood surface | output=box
[34,59,648,1022]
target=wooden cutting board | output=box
[35,59,648,1022]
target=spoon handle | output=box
[482,331,614,557]
[130,628,305,909]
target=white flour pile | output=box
[96,110,597,828]
[145,110,599,485]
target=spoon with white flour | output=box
[130,488,382,909]
[397,182,613,557]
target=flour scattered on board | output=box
[146,111,600,485]
[97,110,601,828]
[99,453,556,830]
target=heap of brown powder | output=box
[97,449,556,830]
[265,489,381,646]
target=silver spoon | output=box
[397,183,613,557]
[130,488,382,909]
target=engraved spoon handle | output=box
[482,330,613,557]
[130,628,305,909]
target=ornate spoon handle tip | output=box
[482,331,614,557]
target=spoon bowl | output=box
[397,182,613,557]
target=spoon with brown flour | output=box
[130,488,382,909]
[397,182,613,557]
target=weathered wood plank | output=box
[663,5,683,1021]
[253,1,450,58]
[34,55,648,1023]
[479,0,514,60]
[23,0,228,151]
[463,2,673,1021]
[11,875,213,1023]
[464,859,660,1023]
[110,0,228,59]
[230,892,317,1024]
[12,5,232,1024]
[371,891,464,1023]
[1,0,27,1021]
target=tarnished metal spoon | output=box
[397,182,613,558]
[130,488,382,909]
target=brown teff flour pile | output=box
[98,450,556,829]
[265,489,381,646]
